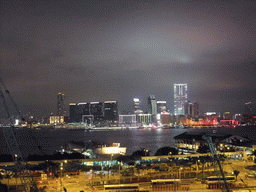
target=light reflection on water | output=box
[1,126,256,158]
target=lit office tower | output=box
[78,102,92,124]
[133,98,142,114]
[90,102,104,123]
[104,101,118,123]
[193,101,199,116]
[57,93,65,116]
[77,102,90,116]
[69,103,78,122]
[157,101,167,114]
[174,83,188,116]
[148,95,157,115]
[148,95,157,123]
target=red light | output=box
[88,177,91,180]
[49,173,52,176]
[39,181,43,184]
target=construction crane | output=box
[0,77,39,192]
[202,135,230,192]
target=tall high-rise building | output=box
[185,101,199,117]
[104,101,118,123]
[57,93,65,116]
[174,83,188,116]
[69,103,79,122]
[148,95,157,115]
[77,102,90,116]
[157,101,167,114]
[148,95,157,123]
[133,98,142,114]
[192,101,199,117]
[185,102,193,117]
[90,102,104,123]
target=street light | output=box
[90,169,93,187]
[60,163,63,191]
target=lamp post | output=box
[119,162,121,184]
[60,163,63,191]
[89,169,93,187]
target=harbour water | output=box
[0,126,255,158]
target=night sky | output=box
[1,0,256,117]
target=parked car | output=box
[245,171,256,178]
[0,169,6,176]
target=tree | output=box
[0,182,8,192]
[234,170,240,180]
[155,147,178,156]
[132,148,150,159]
[116,155,131,164]
[197,144,210,153]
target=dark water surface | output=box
[1,126,256,158]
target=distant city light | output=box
[77,102,87,105]
[104,101,117,103]
[157,101,166,104]
[90,102,99,104]
[15,119,19,125]
[133,98,140,102]
[205,112,216,115]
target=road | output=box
[2,160,256,192]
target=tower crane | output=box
[0,77,39,192]
[202,135,230,192]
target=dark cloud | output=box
[1,0,256,116]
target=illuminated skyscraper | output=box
[157,101,167,114]
[69,103,79,122]
[90,102,104,123]
[148,95,157,115]
[174,83,187,116]
[148,95,157,123]
[104,101,118,123]
[185,101,199,117]
[134,98,142,114]
[78,102,90,115]
[57,93,65,116]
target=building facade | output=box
[174,83,188,116]
[78,102,90,116]
[137,114,152,124]
[90,102,104,123]
[148,95,157,115]
[69,103,80,123]
[50,116,64,124]
[157,101,167,114]
[69,101,118,124]
[119,115,136,127]
[133,98,143,114]
[185,101,199,117]
[148,95,157,123]
[104,101,118,124]
[57,93,65,116]
[160,112,171,125]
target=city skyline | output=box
[1,0,255,117]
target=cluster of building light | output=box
[52,83,254,126]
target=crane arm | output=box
[0,77,38,192]
[0,77,24,122]
[202,135,230,192]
